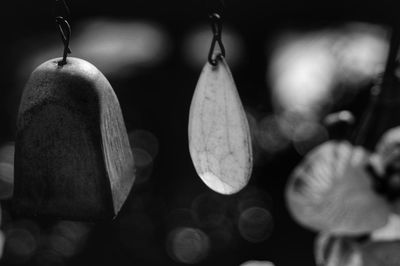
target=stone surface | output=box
[188,57,252,194]
[13,57,135,220]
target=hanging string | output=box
[54,0,71,66]
[208,13,226,66]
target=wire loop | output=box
[54,0,71,66]
[208,13,225,66]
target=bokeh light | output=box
[128,130,158,184]
[0,230,5,260]
[269,23,388,121]
[292,120,329,155]
[256,115,290,155]
[269,33,337,117]
[238,207,273,243]
[21,19,170,79]
[0,143,14,165]
[333,23,388,84]
[0,142,14,199]
[167,227,210,264]
[128,130,159,159]
[48,221,91,258]
[131,148,153,184]
[240,260,276,266]
[5,228,37,263]
[183,25,244,69]
[0,163,13,199]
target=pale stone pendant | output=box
[188,57,253,194]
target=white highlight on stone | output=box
[188,57,252,194]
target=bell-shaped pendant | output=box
[12,57,135,221]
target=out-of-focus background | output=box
[0,0,395,265]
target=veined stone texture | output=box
[188,57,252,194]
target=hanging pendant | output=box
[12,13,134,221]
[188,14,252,194]
[13,56,135,221]
[189,57,252,195]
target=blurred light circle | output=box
[183,25,243,69]
[50,221,90,258]
[0,230,5,260]
[0,143,14,165]
[0,163,13,199]
[23,19,170,79]
[75,19,169,77]
[0,143,15,199]
[191,192,228,228]
[292,120,329,155]
[128,130,159,159]
[49,235,76,258]
[240,260,275,266]
[334,23,388,84]
[238,207,273,243]
[5,228,37,261]
[276,111,311,140]
[269,35,336,117]
[167,227,210,264]
[256,115,290,154]
[237,186,272,212]
[131,148,153,184]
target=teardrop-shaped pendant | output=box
[188,57,253,194]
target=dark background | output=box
[0,1,396,265]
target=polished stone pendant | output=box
[13,57,135,221]
[188,57,253,194]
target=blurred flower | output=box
[289,126,400,265]
[314,234,362,266]
[286,141,389,235]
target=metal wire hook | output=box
[55,17,71,66]
[54,0,71,66]
[208,13,225,66]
